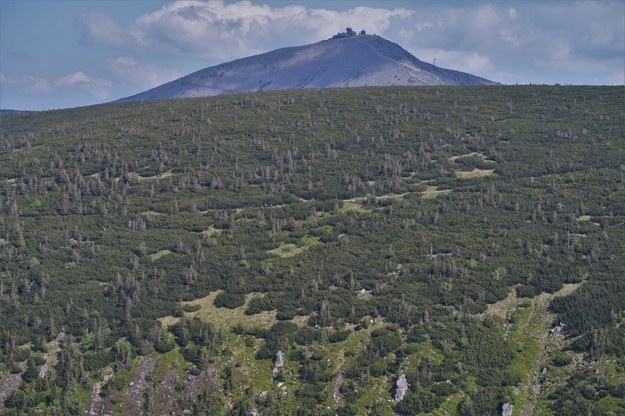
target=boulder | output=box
[394,374,408,402]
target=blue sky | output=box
[1,0,623,111]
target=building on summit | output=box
[332,27,366,39]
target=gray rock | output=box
[394,374,408,402]
[275,350,284,368]
[273,350,285,375]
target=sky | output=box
[1,0,623,111]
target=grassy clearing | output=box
[448,152,488,161]
[290,314,311,326]
[507,282,584,416]
[486,288,518,320]
[224,331,275,398]
[353,375,392,413]
[44,339,62,367]
[342,192,408,208]
[556,282,584,297]
[199,225,222,237]
[377,192,409,201]
[152,349,185,380]
[339,200,370,213]
[301,235,321,246]
[510,298,545,377]
[141,210,165,217]
[404,341,444,370]
[430,392,467,416]
[137,169,174,181]
[268,235,321,257]
[159,290,277,329]
[268,243,308,258]
[421,186,453,199]
[148,249,172,261]
[455,168,496,178]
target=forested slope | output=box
[0,86,623,415]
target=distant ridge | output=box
[0,109,26,114]
[118,31,497,102]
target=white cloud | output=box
[78,12,130,49]
[75,0,623,86]
[54,72,111,99]
[56,71,104,87]
[22,76,53,94]
[462,53,493,74]
[404,1,623,84]
[1,74,53,94]
[2,71,111,100]
[106,57,181,88]
[415,48,493,75]
[79,0,414,61]
[499,29,521,48]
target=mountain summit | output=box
[118,30,497,102]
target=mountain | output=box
[118,32,496,102]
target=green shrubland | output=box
[0,85,623,415]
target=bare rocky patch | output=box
[125,355,158,414]
[156,370,179,415]
[0,372,23,414]
[88,368,114,416]
[182,364,221,401]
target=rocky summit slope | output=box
[118,32,496,102]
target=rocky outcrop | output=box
[273,350,285,375]
[0,372,23,414]
[394,374,408,402]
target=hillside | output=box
[0,86,624,415]
[118,33,496,102]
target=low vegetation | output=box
[0,85,623,415]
